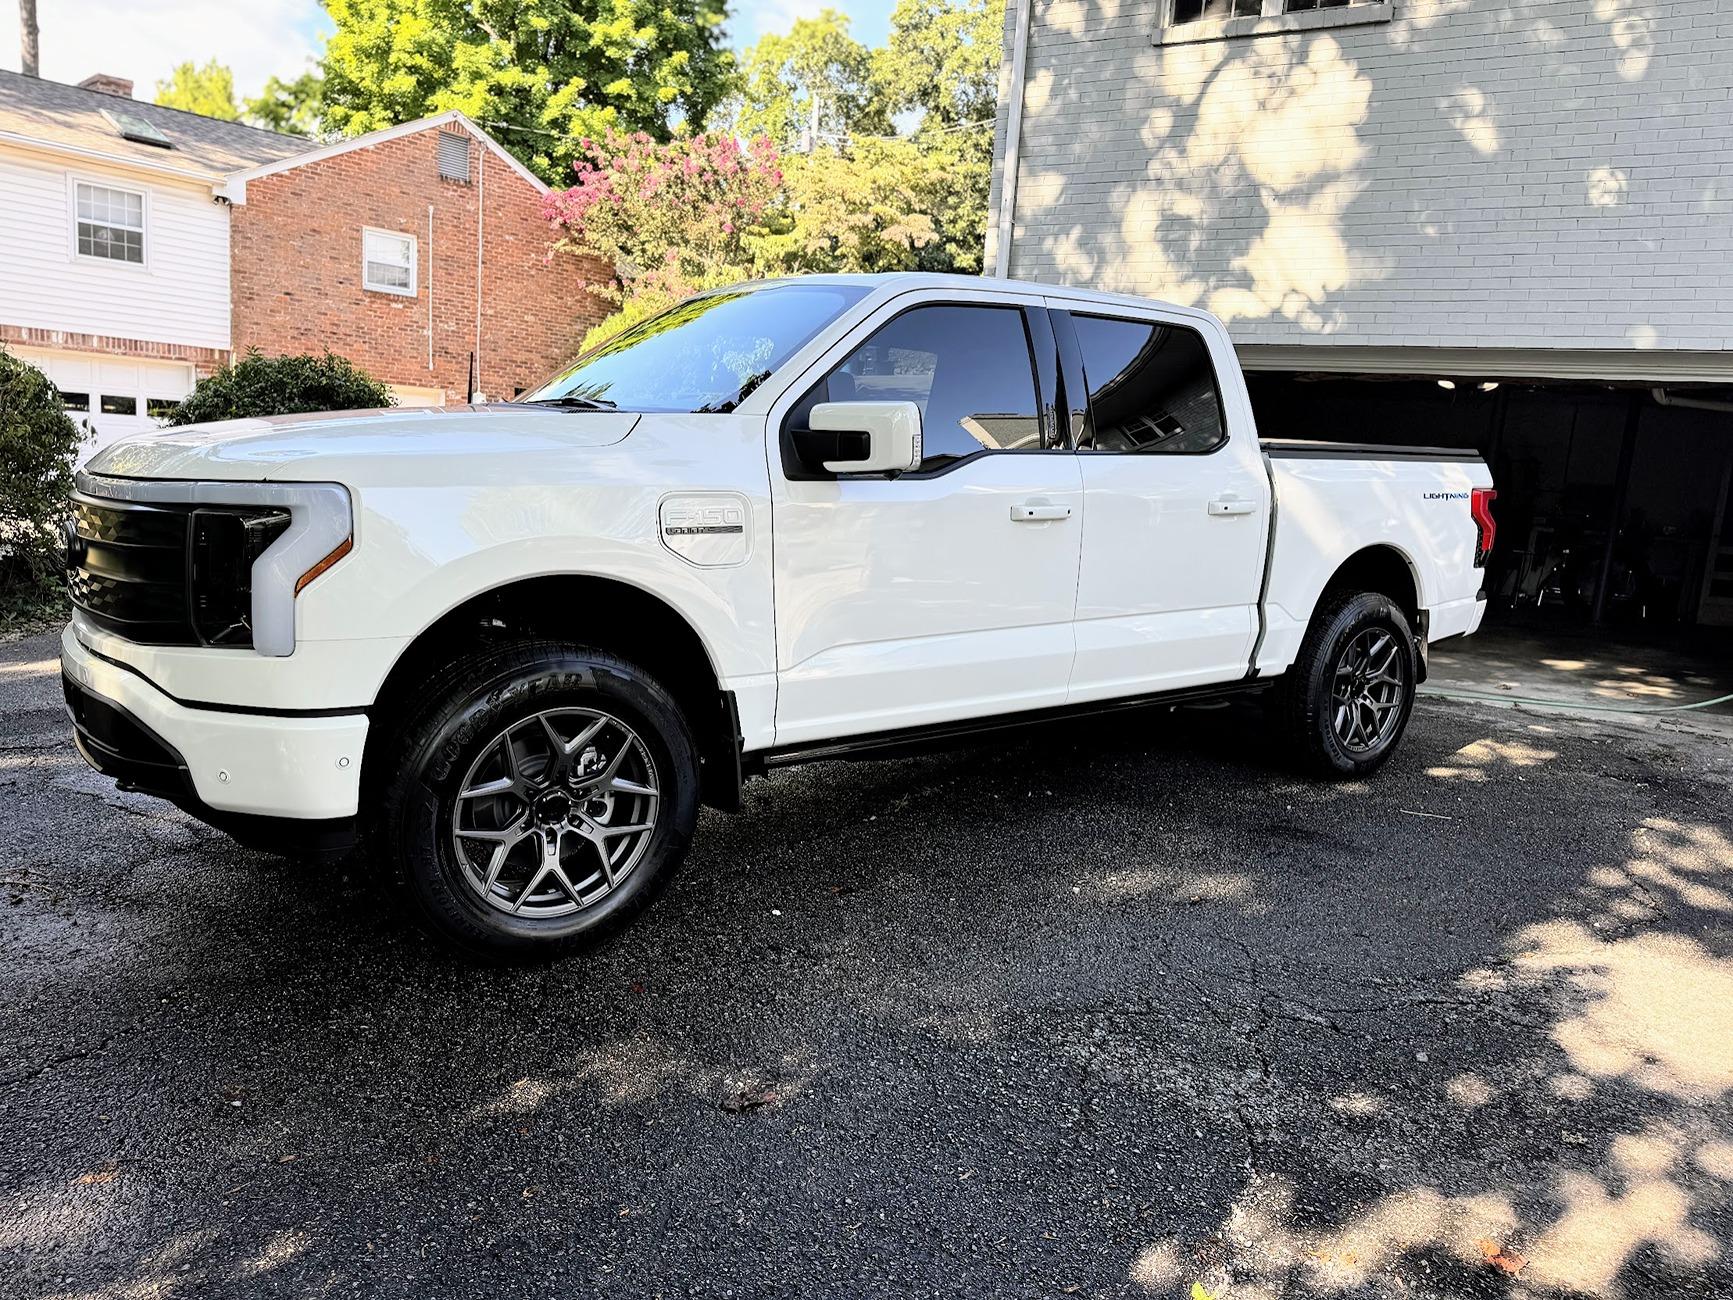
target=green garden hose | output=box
[1419,686,1733,716]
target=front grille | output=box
[68,492,290,647]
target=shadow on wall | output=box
[1010,0,1662,338]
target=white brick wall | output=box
[990,0,1733,354]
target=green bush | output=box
[0,347,86,625]
[167,350,393,426]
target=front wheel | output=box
[374,641,700,962]
[1275,592,1418,779]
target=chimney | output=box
[20,0,39,77]
[78,73,134,98]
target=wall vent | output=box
[437,131,472,183]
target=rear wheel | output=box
[1276,591,1417,778]
[374,641,700,961]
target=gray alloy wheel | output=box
[1329,626,1408,754]
[449,707,660,919]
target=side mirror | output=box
[797,401,923,475]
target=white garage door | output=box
[15,349,196,465]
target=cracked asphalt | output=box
[3,625,1732,1299]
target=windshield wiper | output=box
[519,394,618,410]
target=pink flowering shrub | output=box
[545,129,784,307]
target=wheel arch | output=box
[364,573,742,811]
[1318,544,1423,626]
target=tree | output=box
[873,0,1001,131]
[547,128,782,337]
[754,139,937,274]
[166,352,393,427]
[320,0,734,185]
[729,9,887,147]
[0,347,85,620]
[871,0,1003,274]
[154,59,240,120]
[244,71,325,136]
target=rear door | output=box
[767,289,1083,746]
[1052,303,1270,702]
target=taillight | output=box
[1471,487,1497,568]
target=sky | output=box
[0,0,897,101]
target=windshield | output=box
[519,283,871,414]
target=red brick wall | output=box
[230,127,610,402]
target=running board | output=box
[750,678,1274,771]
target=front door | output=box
[768,295,1083,747]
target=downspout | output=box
[427,204,435,374]
[993,0,1034,279]
[472,146,484,401]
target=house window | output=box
[362,228,417,296]
[1161,0,1391,39]
[438,131,472,183]
[74,182,144,264]
[1171,0,1261,20]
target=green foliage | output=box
[755,138,938,273]
[244,70,325,135]
[166,351,393,427]
[550,0,1001,334]
[154,59,240,120]
[730,9,887,145]
[547,129,782,344]
[0,348,85,621]
[872,0,1002,131]
[319,0,735,184]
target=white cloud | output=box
[1,0,329,100]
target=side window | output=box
[810,304,1048,473]
[1071,313,1226,455]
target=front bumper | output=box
[61,626,369,836]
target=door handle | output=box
[1207,498,1257,517]
[1011,502,1073,522]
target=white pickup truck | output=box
[62,274,1495,959]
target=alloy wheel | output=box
[449,708,660,918]
[1330,627,1406,754]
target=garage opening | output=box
[1244,374,1733,649]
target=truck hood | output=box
[87,404,640,486]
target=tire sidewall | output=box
[388,649,699,958]
[1304,594,1417,776]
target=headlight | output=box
[73,473,353,657]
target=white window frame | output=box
[362,227,418,297]
[68,176,149,270]
[1154,0,1393,46]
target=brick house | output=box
[0,70,606,457]
[222,112,605,408]
[990,0,1733,632]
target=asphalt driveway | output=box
[2,626,1731,1299]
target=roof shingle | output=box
[0,70,315,177]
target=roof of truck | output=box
[730,272,1206,322]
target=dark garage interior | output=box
[1246,374,1733,648]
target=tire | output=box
[1275,591,1418,779]
[373,640,700,962]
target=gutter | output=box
[0,129,225,186]
[992,0,1033,278]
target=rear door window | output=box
[1068,313,1226,454]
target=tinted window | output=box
[819,305,1046,472]
[521,283,869,414]
[1071,314,1225,454]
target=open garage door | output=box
[14,349,196,465]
